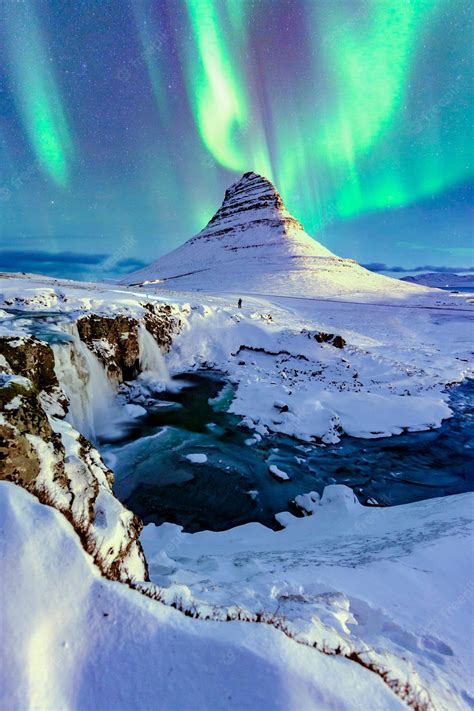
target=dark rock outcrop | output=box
[77,314,140,383]
[314,332,346,349]
[0,335,148,583]
[142,302,179,352]
[0,336,58,391]
[301,330,346,349]
[76,305,182,383]
[0,378,62,486]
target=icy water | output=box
[4,308,473,532]
[1,309,75,343]
[101,372,474,532]
[438,286,474,293]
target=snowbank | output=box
[142,485,474,711]
[0,482,405,710]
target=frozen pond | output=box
[101,372,474,532]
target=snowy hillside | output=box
[121,172,428,299]
[142,486,474,711]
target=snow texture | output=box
[186,453,208,464]
[142,485,474,711]
[1,189,473,710]
[0,482,407,711]
[121,172,434,300]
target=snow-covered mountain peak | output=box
[223,170,280,204]
[187,170,315,250]
[121,172,428,299]
[217,170,289,222]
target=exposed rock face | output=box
[142,303,179,353]
[76,305,182,383]
[192,171,312,246]
[76,315,140,383]
[0,336,148,583]
[0,336,58,391]
[0,377,62,486]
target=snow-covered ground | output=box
[1,481,408,711]
[1,271,473,709]
[165,289,472,442]
[142,485,474,711]
[121,172,434,301]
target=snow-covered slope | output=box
[121,172,426,299]
[143,486,474,711]
[1,273,472,445]
[1,274,473,709]
[0,482,407,711]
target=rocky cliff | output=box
[0,308,182,584]
[0,334,148,582]
[76,303,180,384]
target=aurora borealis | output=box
[0,0,472,278]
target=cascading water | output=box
[52,323,117,441]
[138,323,172,387]
[51,321,172,441]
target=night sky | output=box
[0,0,472,280]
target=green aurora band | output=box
[181,0,472,232]
[0,0,471,258]
[3,1,74,187]
[183,0,273,178]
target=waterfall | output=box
[52,324,117,441]
[138,323,172,387]
[51,321,172,441]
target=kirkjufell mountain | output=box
[122,172,422,298]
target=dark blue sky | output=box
[0,0,472,280]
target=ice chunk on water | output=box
[186,453,208,464]
[269,464,290,481]
[124,403,147,418]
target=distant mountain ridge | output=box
[122,172,425,298]
[401,272,474,288]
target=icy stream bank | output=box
[2,299,473,535]
[103,372,474,532]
